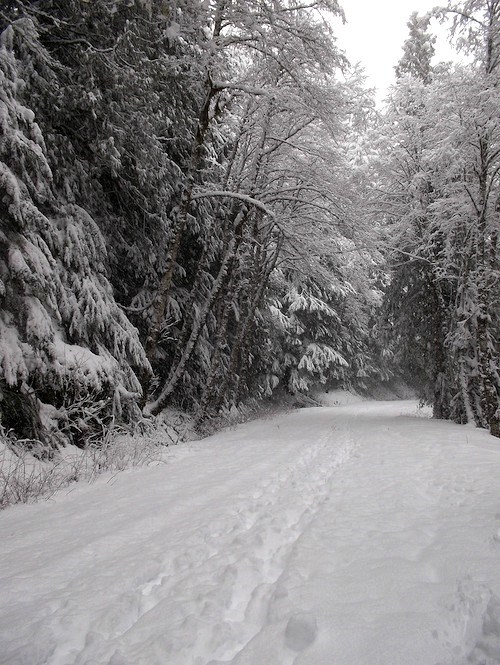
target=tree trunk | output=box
[149,234,237,415]
[140,84,217,406]
[206,233,282,420]
[195,268,240,425]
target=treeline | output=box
[0,0,383,447]
[379,4,500,437]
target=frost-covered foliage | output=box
[264,254,382,398]
[0,19,149,445]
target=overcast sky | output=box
[333,1,457,101]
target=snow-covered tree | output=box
[0,0,389,442]
[141,0,347,399]
[395,12,436,84]
[0,19,150,445]
[379,0,500,436]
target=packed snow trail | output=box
[2,401,500,665]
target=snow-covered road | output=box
[2,400,500,665]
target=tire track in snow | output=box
[50,425,356,665]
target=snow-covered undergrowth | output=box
[0,412,192,509]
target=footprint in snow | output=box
[107,649,130,665]
[468,594,500,663]
[284,611,318,651]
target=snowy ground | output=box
[2,400,500,665]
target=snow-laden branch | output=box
[441,8,485,28]
[262,185,336,201]
[264,135,324,159]
[263,194,341,220]
[191,190,276,218]
[384,245,434,265]
[212,81,268,96]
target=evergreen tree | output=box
[380,0,500,436]
[395,12,436,84]
[0,18,149,445]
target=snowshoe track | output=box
[44,427,356,665]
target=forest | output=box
[1,0,500,450]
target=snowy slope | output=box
[1,401,500,665]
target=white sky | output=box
[333,1,457,101]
